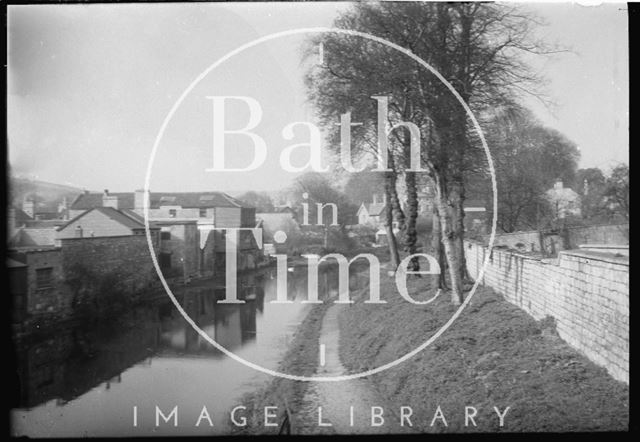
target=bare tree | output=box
[304,2,553,304]
[481,105,580,233]
[604,164,629,220]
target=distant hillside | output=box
[8,176,85,209]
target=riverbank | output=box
[337,275,629,432]
[230,260,388,435]
[231,300,331,435]
[230,252,628,434]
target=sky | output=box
[7,1,629,193]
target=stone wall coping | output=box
[467,240,630,266]
[480,223,629,240]
[560,249,629,266]
[578,244,629,250]
[9,246,61,253]
[467,240,544,261]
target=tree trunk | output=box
[323,225,329,249]
[387,155,406,232]
[384,173,401,270]
[453,181,473,284]
[404,171,420,271]
[435,184,464,305]
[431,203,448,290]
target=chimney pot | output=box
[135,189,150,211]
[102,191,119,209]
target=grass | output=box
[338,274,629,432]
[232,301,330,435]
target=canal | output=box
[10,262,360,437]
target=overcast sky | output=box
[7,2,629,193]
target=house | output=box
[55,206,213,278]
[8,247,65,321]
[21,196,68,221]
[153,220,203,279]
[8,257,28,323]
[69,189,256,227]
[463,199,488,235]
[9,207,155,323]
[357,194,388,227]
[69,189,262,274]
[55,206,156,242]
[546,180,581,219]
[7,207,32,234]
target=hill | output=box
[8,176,85,209]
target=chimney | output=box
[373,194,378,205]
[58,197,68,219]
[134,189,150,211]
[22,197,35,218]
[382,193,388,204]
[102,189,119,209]
[554,180,563,191]
[75,225,83,238]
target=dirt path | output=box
[296,304,410,435]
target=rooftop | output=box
[70,191,253,210]
[58,206,148,232]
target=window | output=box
[36,267,54,289]
[199,208,207,217]
[159,253,172,271]
[169,209,177,218]
[160,231,171,240]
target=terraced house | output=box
[68,189,263,276]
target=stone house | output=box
[21,196,68,221]
[546,180,582,219]
[357,194,388,227]
[8,247,66,321]
[68,189,262,276]
[463,199,488,236]
[9,226,58,248]
[68,189,255,226]
[154,220,202,279]
[54,206,212,280]
[55,206,155,242]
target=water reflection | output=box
[11,262,366,437]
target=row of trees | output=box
[304,2,558,305]
[575,164,629,223]
[239,3,628,306]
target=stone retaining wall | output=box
[465,240,629,383]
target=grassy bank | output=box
[338,275,629,432]
[232,301,331,435]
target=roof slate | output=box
[70,191,252,210]
[366,203,387,217]
[58,207,146,232]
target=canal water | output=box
[10,263,359,437]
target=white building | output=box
[546,180,582,219]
